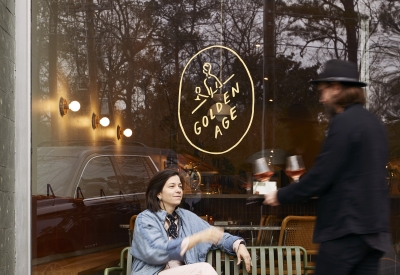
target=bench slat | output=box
[206,246,313,275]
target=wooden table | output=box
[219,225,281,231]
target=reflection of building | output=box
[177,154,218,193]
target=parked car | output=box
[32,143,176,263]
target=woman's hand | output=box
[236,243,252,272]
[187,226,224,250]
[200,226,224,244]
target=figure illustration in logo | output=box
[194,87,208,101]
[202,62,222,97]
[192,62,235,115]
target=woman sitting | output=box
[130,169,252,275]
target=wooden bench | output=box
[105,246,315,275]
[32,246,124,275]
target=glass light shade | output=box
[208,103,231,122]
[68,101,81,112]
[99,117,110,127]
[123,128,132,137]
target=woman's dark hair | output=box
[146,169,185,212]
[334,84,366,108]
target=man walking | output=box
[264,59,391,275]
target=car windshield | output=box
[36,155,78,197]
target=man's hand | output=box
[263,190,280,206]
[236,243,252,272]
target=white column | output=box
[15,0,32,273]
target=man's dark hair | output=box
[146,169,185,212]
[334,84,366,108]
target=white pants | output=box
[158,262,218,275]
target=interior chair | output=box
[255,215,268,246]
[128,215,138,245]
[199,215,209,222]
[278,216,319,255]
[278,215,319,271]
[255,215,281,246]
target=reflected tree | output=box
[279,0,362,64]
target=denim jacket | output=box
[130,208,243,275]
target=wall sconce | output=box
[117,125,133,140]
[92,113,99,129]
[92,113,111,129]
[208,94,231,122]
[100,116,110,127]
[59,97,81,116]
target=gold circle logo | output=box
[178,45,254,155]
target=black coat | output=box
[277,104,390,243]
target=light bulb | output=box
[69,101,81,112]
[99,117,110,127]
[123,128,132,137]
[215,115,224,122]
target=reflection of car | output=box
[32,144,175,263]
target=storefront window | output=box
[31,0,400,273]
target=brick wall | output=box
[0,0,15,274]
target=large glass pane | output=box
[114,156,153,194]
[78,156,119,198]
[31,0,400,273]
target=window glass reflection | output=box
[37,155,77,196]
[78,156,119,198]
[30,0,400,272]
[114,156,153,194]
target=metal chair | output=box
[207,246,314,275]
[103,246,133,275]
[106,245,315,275]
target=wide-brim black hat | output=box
[310,59,367,87]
